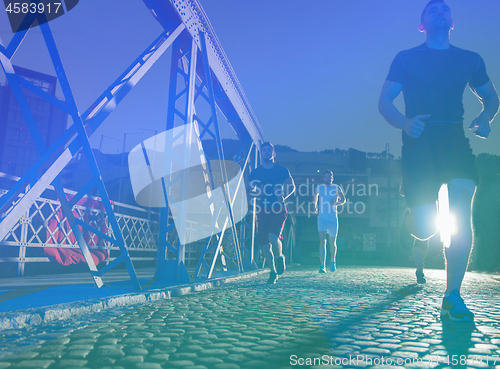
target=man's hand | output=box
[330,197,340,206]
[248,185,262,198]
[401,114,431,138]
[469,113,491,139]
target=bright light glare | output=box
[437,184,457,248]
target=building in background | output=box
[0,66,68,178]
[274,147,407,266]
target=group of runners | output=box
[246,0,499,322]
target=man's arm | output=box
[246,178,261,199]
[283,177,295,201]
[378,80,430,138]
[469,80,500,139]
[312,189,319,214]
[333,185,346,206]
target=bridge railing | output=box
[0,169,296,278]
[0,172,166,277]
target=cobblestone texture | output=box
[1,266,500,368]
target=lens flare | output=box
[437,184,457,248]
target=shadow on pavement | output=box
[394,283,424,297]
[323,283,424,333]
[439,318,475,367]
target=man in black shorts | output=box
[248,142,295,284]
[379,0,499,321]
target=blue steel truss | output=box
[156,31,248,282]
[0,0,265,286]
[137,0,266,282]
[0,14,143,289]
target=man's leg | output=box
[405,203,438,241]
[404,203,436,284]
[328,234,337,272]
[269,232,283,257]
[319,231,327,272]
[413,239,429,283]
[413,240,428,272]
[400,202,437,251]
[445,178,476,294]
[269,232,286,275]
[263,239,278,284]
[439,178,475,321]
[263,241,276,273]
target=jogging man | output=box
[248,142,295,284]
[379,0,499,321]
[313,170,345,273]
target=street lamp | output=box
[98,134,121,153]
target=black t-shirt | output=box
[386,43,490,124]
[248,164,292,208]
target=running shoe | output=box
[399,207,415,251]
[441,289,474,321]
[416,270,426,284]
[330,260,336,272]
[267,271,278,284]
[275,255,286,275]
[319,267,327,274]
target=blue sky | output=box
[1,0,500,158]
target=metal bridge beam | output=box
[1,0,266,286]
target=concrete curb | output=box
[0,269,268,332]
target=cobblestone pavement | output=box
[1,266,500,368]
